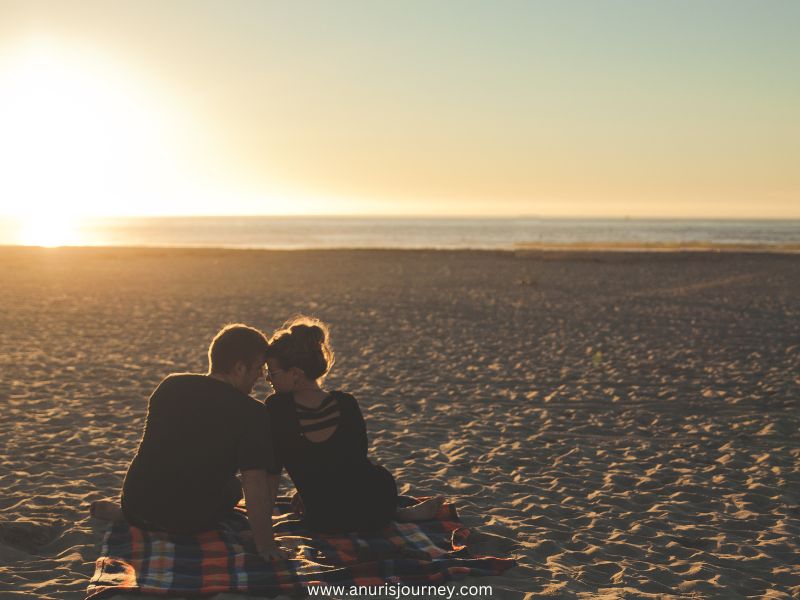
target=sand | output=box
[0,246,798,599]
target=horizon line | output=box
[1,214,799,221]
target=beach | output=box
[0,246,798,599]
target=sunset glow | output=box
[0,3,798,219]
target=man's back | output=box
[121,373,272,533]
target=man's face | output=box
[235,359,266,395]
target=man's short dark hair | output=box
[208,324,269,374]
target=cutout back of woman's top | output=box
[294,393,341,443]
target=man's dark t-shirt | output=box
[121,374,275,533]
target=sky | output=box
[0,0,798,218]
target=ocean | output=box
[1,216,798,250]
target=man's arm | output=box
[241,469,286,561]
[267,472,280,505]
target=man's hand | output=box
[257,539,288,561]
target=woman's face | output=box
[266,358,294,393]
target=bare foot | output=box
[396,496,445,522]
[90,500,124,522]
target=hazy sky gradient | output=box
[0,0,798,217]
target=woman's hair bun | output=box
[290,323,326,345]
[267,316,334,381]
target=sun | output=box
[0,37,213,227]
[0,37,291,233]
[16,215,82,247]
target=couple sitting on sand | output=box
[91,317,444,561]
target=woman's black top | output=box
[265,391,397,533]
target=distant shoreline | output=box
[513,241,800,254]
[1,217,797,251]
[2,242,800,254]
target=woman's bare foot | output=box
[90,500,124,522]
[396,496,445,522]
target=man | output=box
[92,324,284,561]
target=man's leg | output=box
[90,499,124,522]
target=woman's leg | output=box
[395,496,446,522]
[362,465,445,524]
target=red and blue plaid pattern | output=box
[86,496,515,598]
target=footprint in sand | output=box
[0,519,62,553]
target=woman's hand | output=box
[290,491,305,516]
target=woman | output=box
[264,316,443,534]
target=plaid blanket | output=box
[86,496,515,598]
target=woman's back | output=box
[265,390,369,478]
[265,390,396,532]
